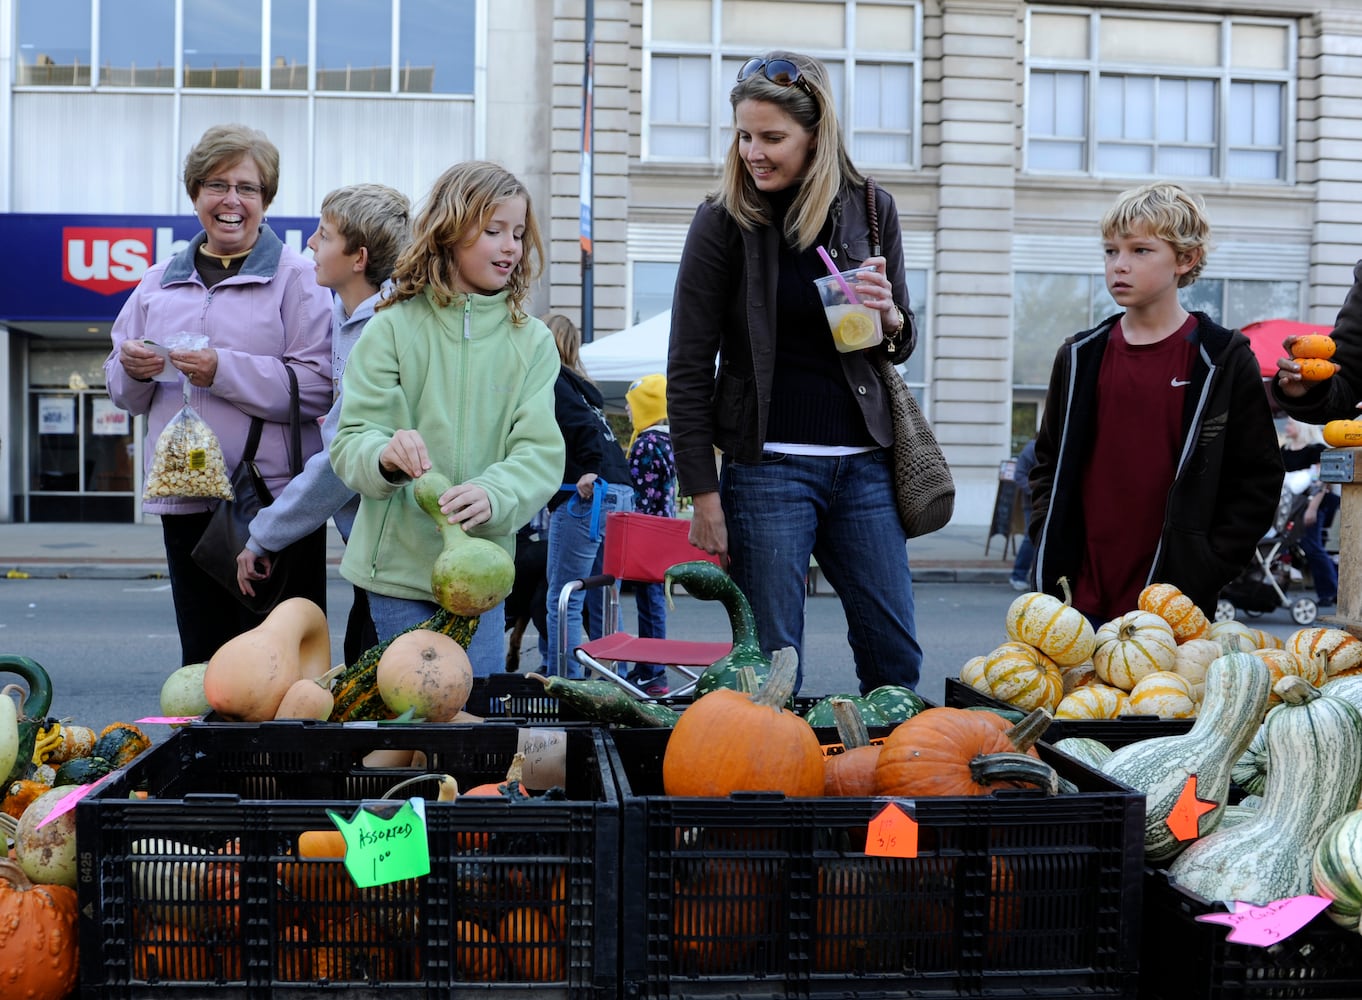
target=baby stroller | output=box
[1216,485,1318,625]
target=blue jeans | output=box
[721,449,923,693]
[1011,534,1035,584]
[544,484,634,677]
[367,593,505,678]
[1301,491,1339,603]
[625,582,668,685]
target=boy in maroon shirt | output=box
[1028,183,1282,624]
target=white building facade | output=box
[1,0,1358,524]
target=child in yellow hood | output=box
[624,373,677,694]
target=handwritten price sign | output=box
[864,802,919,858]
[1196,896,1332,947]
[326,798,430,888]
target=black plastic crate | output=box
[945,676,1195,747]
[76,722,619,998]
[466,672,817,726]
[1139,867,1362,1000]
[609,727,1144,999]
[465,672,567,723]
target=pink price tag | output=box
[1195,895,1332,946]
[36,772,117,829]
[134,716,200,724]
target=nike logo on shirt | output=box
[1171,378,1192,387]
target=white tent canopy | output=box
[579,308,671,383]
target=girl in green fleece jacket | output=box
[330,161,566,673]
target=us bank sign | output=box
[0,213,317,321]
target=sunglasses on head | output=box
[737,57,814,97]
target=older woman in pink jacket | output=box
[105,123,332,665]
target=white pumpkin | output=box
[1093,611,1177,691]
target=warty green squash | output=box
[665,561,773,697]
[1169,675,1362,904]
[1099,642,1269,862]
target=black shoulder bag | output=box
[191,365,303,612]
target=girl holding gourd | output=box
[330,162,565,671]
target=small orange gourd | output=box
[1324,420,1362,448]
[1291,334,1337,360]
[1296,358,1339,382]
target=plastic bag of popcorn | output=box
[143,402,233,500]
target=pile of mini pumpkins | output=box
[961,579,1362,722]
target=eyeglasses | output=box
[737,57,813,97]
[201,180,263,199]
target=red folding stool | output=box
[556,512,729,699]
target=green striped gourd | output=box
[1053,737,1113,770]
[1234,670,1362,795]
[1312,810,1362,929]
[1099,642,1270,862]
[1169,676,1362,904]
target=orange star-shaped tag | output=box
[1166,773,1217,842]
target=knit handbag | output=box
[865,177,955,538]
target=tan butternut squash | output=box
[204,598,331,721]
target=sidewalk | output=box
[0,520,1016,582]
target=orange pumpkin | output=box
[132,921,242,982]
[814,860,881,972]
[873,707,1051,798]
[663,652,824,798]
[671,856,771,973]
[0,857,79,998]
[453,920,504,982]
[497,906,565,981]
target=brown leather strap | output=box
[866,177,881,257]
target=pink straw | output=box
[815,245,860,304]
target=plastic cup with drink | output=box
[813,248,883,353]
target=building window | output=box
[316,0,393,91]
[398,0,475,94]
[631,262,681,326]
[270,0,309,90]
[1026,7,1293,182]
[645,0,922,168]
[183,0,264,89]
[1013,272,1300,387]
[11,0,476,96]
[15,0,92,85]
